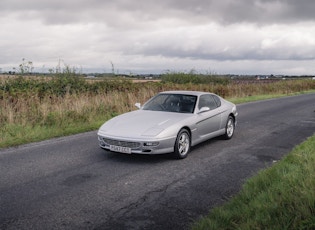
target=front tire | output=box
[173,129,190,159]
[223,115,235,140]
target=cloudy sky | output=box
[1,0,315,75]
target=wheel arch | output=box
[180,126,191,139]
[228,113,236,123]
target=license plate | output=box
[110,145,131,154]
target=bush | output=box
[161,70,230,85]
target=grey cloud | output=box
[2,0,315,26]
[121,22,315,62]
[163,0,315,25]
[128,42,315,62]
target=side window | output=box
[212,95,221,107]
[198,95,218,110]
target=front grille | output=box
[102,138,141,149]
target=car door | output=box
[195,94,222,139]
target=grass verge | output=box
[0,115,107,148]
[1,121,103,147]
[192,134,315,230]
[227,90,315,104]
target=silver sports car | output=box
[97,91,238,159]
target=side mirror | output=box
[135,103,141,109]
[198,107,210,113]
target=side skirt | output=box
[191,128,225,146]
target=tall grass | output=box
[1,73,315,148]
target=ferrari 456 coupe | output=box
[97,91,238,159]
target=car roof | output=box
[159,91,214,97]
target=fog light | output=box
[143,142,159,147]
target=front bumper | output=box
[98,135,176,155]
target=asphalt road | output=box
[1,93,315,230]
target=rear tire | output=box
[173,129,190,159]
[223,115,235,140]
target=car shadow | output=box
[98,148,174,164]
[190,135,225,151]
[96,136,226,164]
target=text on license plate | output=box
[110,145,131,154]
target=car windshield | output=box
[142,94,197,113]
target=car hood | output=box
[98,110,190,139]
